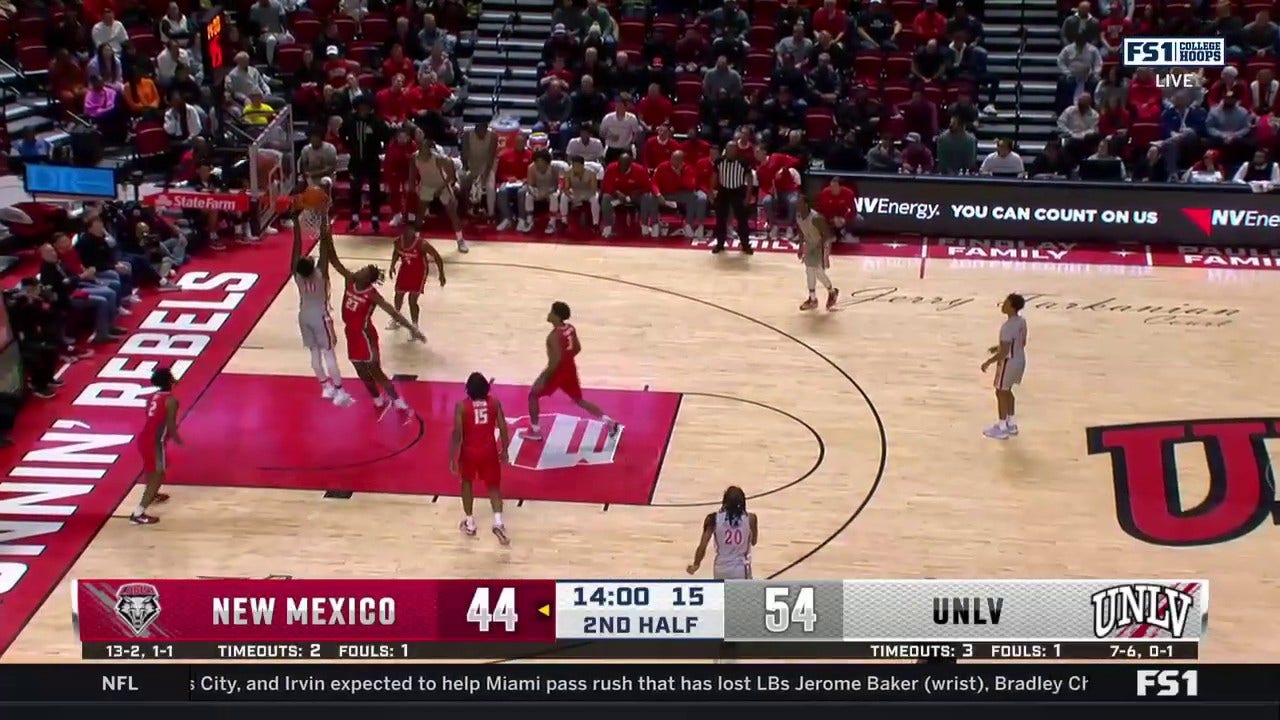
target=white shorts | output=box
[994,360,1025,390]
[419,183,454,203]
[299,312,337,350]
[713,559,752,580]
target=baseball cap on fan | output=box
[553,23,567,34]
[326,45,340,57]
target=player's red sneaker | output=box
[492,525,510,546]
[153,493,170,504]
[826,288,840,310]
[460,520,477,537]
[375,400,392,423]
[398,405,415,425]
[800,298,818,311]
[130,512,159,525]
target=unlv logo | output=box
[1087,419,1280,546]
[507,413,622,470]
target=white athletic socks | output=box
[133,505,145,516]
[494,513,504,526]
[393,397,409,409]
[322,349,343,385]
[310,349,326,383]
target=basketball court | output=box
[1,228,1278,662]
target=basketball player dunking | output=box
[687,486,756,578]
[450,372,511,544]
[794,196,840,311]
[980,293,1028,439]
[413,132,468,253]
[131,368,183,525]
[291,207,353,406]
[388,226,445,335]
[320,228,425,423]
[523,301,618,440]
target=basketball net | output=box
[278,193,333,242]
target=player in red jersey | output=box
[524,301,618,440]
[450,372,511,544]
[320,229,425,423]
[131,367,183,525]
[388,225,446,335]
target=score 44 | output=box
[466,587,520,632]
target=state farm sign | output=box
[144,190,251,213]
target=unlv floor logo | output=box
[1087,419,1280,546]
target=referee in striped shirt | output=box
[711,143,754,254]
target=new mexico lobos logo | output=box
[1087,419,1280,546]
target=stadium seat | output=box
[748,24,776,48]
[334,15,358,42]
[653,18,682,38]
[291,14,323,46]
[1128,121,1162,149]
[854,55,883,83]
[133,120,171,169]
[804,109,835,142]
[746,52,774,79]
[274,44,306,75]
[128,29,162,57]
[16,41,49,74]
[884,52,913,80]
[671,107,699,134]
[922,82,945,107]
[619,20,646,47]
[677,78,703,104]
[15,15,45,40]
[754,0,781,23]
[308,0,339,19]
[348,40,380,68]
[883,82,911,106]
[891,0,918,23]
[361,13,392,42]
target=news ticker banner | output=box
[814,171,1280,246]
[75,578,1205,660]
[3,665,1279,704]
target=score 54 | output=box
[467,587,520,632]
[764,586,818,633]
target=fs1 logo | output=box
[1086,419,1279,546]
[1122,38,1225,67]
[1090,583,1198,639]
[1136,670,1198,697]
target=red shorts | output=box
[139,440,166,475]
[538,367,582,402]
[395,265,426,294]
[459,452,501,489]
[345,322,380,363]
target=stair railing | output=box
[489,10,518,116]
[1012,0,1028,144]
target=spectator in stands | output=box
[1182,148,1227,182]
[300,127,339,187]
[1207,65,1246,108]
[900,132,935,173]
[342,0,370,22]
[376,73,411,125]
[408,69,455,141]
[421,13,456,55]
[948,4,983,46]
[164,88,203,172]
[426,47,461,90]
[158,2,197,50]
[91,7,128,54]
[703,55,743,101]
[83,75,122,138]
[600,98,644,161]
[613,52,645,99]
[1210,0,1245,62]
[567,123,607,172]
[76,217,136,304]
[773,52,809,98]
[1061,2,1101,45]
[241,89,277,126]
[980,138,1025,176]
[315,20,348,58]
[601,151,657,238]
[545,24,579,63]
[702,86,747,144]
[1127,66,1162,112]
[777,0,812,37]
[88,44,125,91]
[810,53,843,107]
[1166,66,1205,107]
[866,134,903,172]
[653,151,708,238]
[1057,92,1101,165]
[1206,93,1257,164]
[226,52,276,107]
[1146,89,1207,180]
[762,86,806,144]
[389,17,423,62]
[345,98,391,231]
[913,39,946,86]
[1098,3,1129,58]
[155,40,198,87]
[810,30,848,70]
[1094,64,1127,109]
[1027,138,1070,177]
[325,45,361,92]
[643,29,676,78]
[50,49,88,112]
[583,23,608,59]
[706,0,750,62]
[571,75,610,129]
[825,128,866,170]
[899,88,939,143]
[49,12,90,58]
[375,45,411,88]
[813,0,849,46]
[838,82,884,148]
[436,0,470,38]
[619,0,650,20]
[541,55,576,95]
[857,0,901,52]
[223,24,256,59]
[584,0,619,43]
[936,116,977,174]
[579,48,612,95]
[1098,92,1130,143]
[778,23,815,63]
[1055,37,1102,111]
[1242,10,1279,57]
[122,72,161,118]
[1252,68,1278,116]
[1084,136,1126,179]
[249,0,293,65]
[676,26,711,72]
[38,242,125,346]
[913,0,949,44]
[168,64,203,108]
[553,0,587,36]
[637,83,674,129]
[536,79,573,148]
[14,127,52,166]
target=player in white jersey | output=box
[980,293,1028,439]
[413,132,468,253]
[558,155,600,229]
[290,206,352,407]
[519,150,562,234]
[687,486,756,579]
[794,196,840,311]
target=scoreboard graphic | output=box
[73,578,1206,660]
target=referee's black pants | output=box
[713,187,752,250]
[349,160,384,220]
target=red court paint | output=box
[167,374,681,506]
[0,241,309,657]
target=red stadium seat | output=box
[128,29,162,57]
[745,51,774,79]
[1246,55,1276,79]
[348,40,380,67]
[15,15,46,39]
[334,15,358,42]
[361,14,392,42]
[274,44,306,75]
[854,54,883,82]
[677,78,702,103]
[890,0,918,23]
[921,82,945,107]
[671,107,699,134]
[884,52,913,80]
[16,41,49,74]
[748,24,776,48]
[357,72,379,90]
[134,120,170,160]
[744,80,768,98]
[1164,0,1193,15]
[1243,0,1272,16]
[291,15,323,46]
[1128,121,1161,148]
[945,81,977,104]
[754,0,781,23]
[804,109,835,142]
[882,82,911,106]
[895,27,917,52]
[619,19,646,46]
[308,0,338,19]
[653,18,682,38]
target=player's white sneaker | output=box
[389,213,403,227]
[517,219,533,233]
[601,225,614,238]
[321,383,335,399]
[460,519,477,537]
[332,389,355,407]
[496,219,513,231]
[375,399,392,422]
[544,219,558,234]
[1005,423,1019,436]
[456,237,470,253]
[767,226,779,240]
[983,424,1010,439]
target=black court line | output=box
[392,373,418,382]
[323,490,353,499]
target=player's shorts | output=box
[298,312,337,350]
[994,360,1025,390]
[538,368,583,402]
[140,440,167,475]
[459,452,502,489]
[419,182,454,203]
[345,322,379,364]
[394,265,426,294]
[713,559,751,580]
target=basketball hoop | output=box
[277,188,332,240]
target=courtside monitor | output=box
[23,163,117,200]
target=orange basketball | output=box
[296,185,330,210]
